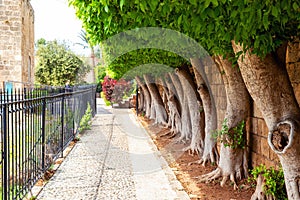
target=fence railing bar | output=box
[2,104,8,200]
[0,84,96,200]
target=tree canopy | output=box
[69,0,299,58]
[35,39,90,86]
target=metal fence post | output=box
[136,84,139,116]
[61,95,65,158]
[41,98,46,171]
[94,86,97,115]
[2,104,8,200]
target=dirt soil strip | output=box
[137,114,255,200]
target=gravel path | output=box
[36,99,190,200]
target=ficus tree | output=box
[106,47,188,127]
[69,0,248,187]
[225,1,300,198]
[69,0,300,197]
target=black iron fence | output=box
[0,84,96,200]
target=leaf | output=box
[257,9,262,22]
[104,5,109,13]
[231,10,238,18]
[271,6,278,17]
[120,0,125,11]
[189,0,197,6]
[148,0,159,12]
[204,0,211,9]
[140,1,146,13]
[178,15,183,26]
[262,14,269,30]
[293,2,299,10]
[162,4,170,15]
[211,0,218,7]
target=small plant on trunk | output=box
[213,118,245,149]
[249,164,287,200]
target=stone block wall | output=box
[203,57,226,130]
[249,104,281,169]
[0,0,34,88]
[287,40,300,103]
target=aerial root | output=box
[167,132,177,139]
[174,136,189,144]
[159,130,172,138]
[188,157,209,167]
[198,168,222,182]
[200,148,219,167]
[229,174,238,190]
[188,160,202,166]
[182,146,201,156]
[198,168,240,190]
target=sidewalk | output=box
[36,99,190,200]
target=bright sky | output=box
[30,0,89,55]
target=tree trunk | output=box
[191,57,219,165]
[168,72,183,103]
[144,74,168,125]
[176,66,205,154]
[200,55,250,189]
[138,87,144,112]
[157,77,170,123]
[165,73,182,136]
[135,76,151,117]
[251,174,275,200]
[169,72,191,141]
[232,41,300,199]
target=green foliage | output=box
[96,65,107,93]
[101,92,111,106]
[79,103,92,132]
[69,0,299,60]
[249,165,287,200]
[35,39,90,86]
[106,48,188,80]
[213,118,245,149]
[96,65,107,83]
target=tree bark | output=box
[157,77,170,123]
[165,73,182,136]
[191,57,219,165]
[176,66,205,154]
[138,87,144,112]
[135,76,151,117]
[200,55,250,189]
[251,174,275,200]
[232,41,300,199]
[144,74,168,125]
[169,72,191,141]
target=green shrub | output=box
[79,103,92,132]
[249,164,287,200]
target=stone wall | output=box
[0,0,34,88]
[204,57,226,130]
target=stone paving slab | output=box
[37,99,190,200]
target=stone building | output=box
[0,0,34,88]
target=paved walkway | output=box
[36,99,190,200]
